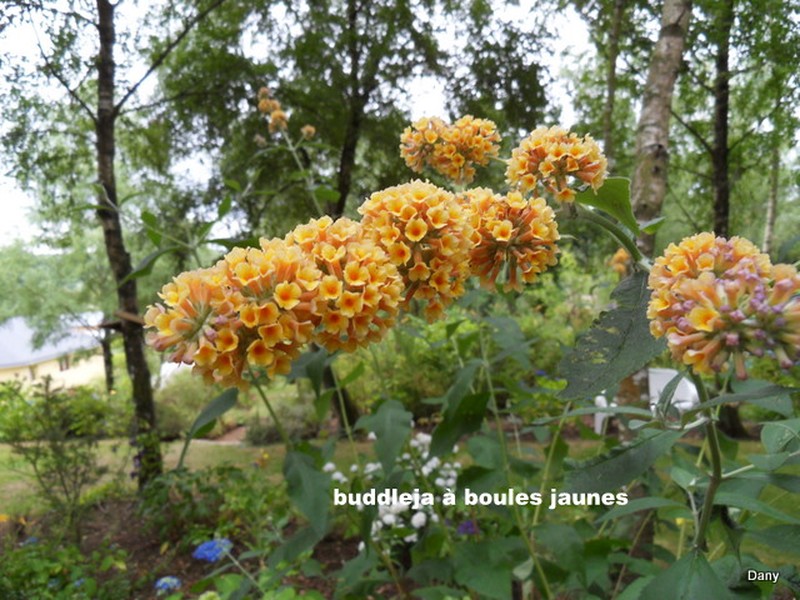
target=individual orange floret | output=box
[460,188,559,292]
[646,233,799,379]
[285,216,403,352]
[506,126,607,201]
[400,116,502,185]
[359,180,474,321]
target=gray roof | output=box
[0,317,100,369]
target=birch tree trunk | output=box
[631,0,692,255]
[601,0,625,169]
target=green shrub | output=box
[245,401,318,445]
[0,379,112,541]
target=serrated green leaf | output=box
[559,271,666,400]
[641,551,731,600]
[356,400,412,473]
[575,177,639,233]
[682,384,797,422]
[284,450,329,536]
[565,430,683,493]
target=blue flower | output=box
[456,520,480,535]
[192,538,232,562]
[20,536,39,546]
[154,576,181,593]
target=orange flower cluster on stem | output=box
[460,188,559,292]
[648,232,800,379]
[506,126,607,202]
[400,116,501,185]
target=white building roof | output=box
[0,317,100,369]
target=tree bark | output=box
[96,0,161,487]
[631,0,692,255]
[762,132,779,255]
[100,329,114,393]
[601,0,625,169]
[711,0,733,237]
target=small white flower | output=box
[371,521,383,534]
[365,462,381,475]
[404,533,418,543]
[421,466,432,477]
[426,457,441,470]
[411,512,427,529]
[323,462,336,473]
[446,477,456,487]
[391,501,410,515]
[416,433,432,445]
[332,471,347,483]
[401,452,411,460]
[453,461,462,469]
[367,431,377,441]
[382,514,397,526]
[358,541,365,552]
[350,464,358,473]
[430,513,439,523]
[452,445,459,453]
[434,477,445,487]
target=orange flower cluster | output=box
[609,248,632,278]
[358,180,474,321]
[256,87,288,134]
[460,188,559,292]
[400,116,501,185]
[146,221,405,385]
[647,233,800,378]
[506,126,607,202]
[285,216,403,352]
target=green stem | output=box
[281,130,325,217]
[225,548,263,591]
[689,371,722,552]
[479,331,552,600]
[329,363,362,469]
[247,365,292,449]
[575,205,647,266]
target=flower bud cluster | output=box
[505,126,607,202]
[400,116,501,185]
[648,233,800,378]
[256,87,288,134]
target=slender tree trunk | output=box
[100,329,114,393]
[711,0,733,237]
[763,133,779,255]
[96,0,161,487]
[602,0,625,169]
[631,0,692,255]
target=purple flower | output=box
[456,520,480,535]
[192,538,232,562]
[154,576,181,593]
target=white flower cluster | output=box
[331,430,462,550]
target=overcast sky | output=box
[0,3,590,246]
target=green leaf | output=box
[431,392,490,457]
[683,385,797,424]
[268,526,324,567]
[760,418,800,454]
[641,551,731,600]
[288,347,330,397]
[467,435,502,469]
[747,525,800,557]
[141,209,158,229]
[340,362,365,387]
[205,236,261,250]
[713,492,800,525]
[356,400,412,473]
[640,217,666,235]
[596,496,691,524]
[453,539,524,600]
[218,195,232,219]
[223,179,242,193]
[176,388,238,469]
[574,177,639,233]
[531,405,653,425]
[559,271,666,400]
[565,430,683,493]
[123,246,179,283]
[284,450,330,537]
[314,186,340,204]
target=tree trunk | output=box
[762,134,779,254]
[100,329,114,393]
[96,0,161,487]
[711,0,733,237]
[631,0,692,255]
[601,0,625,169]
